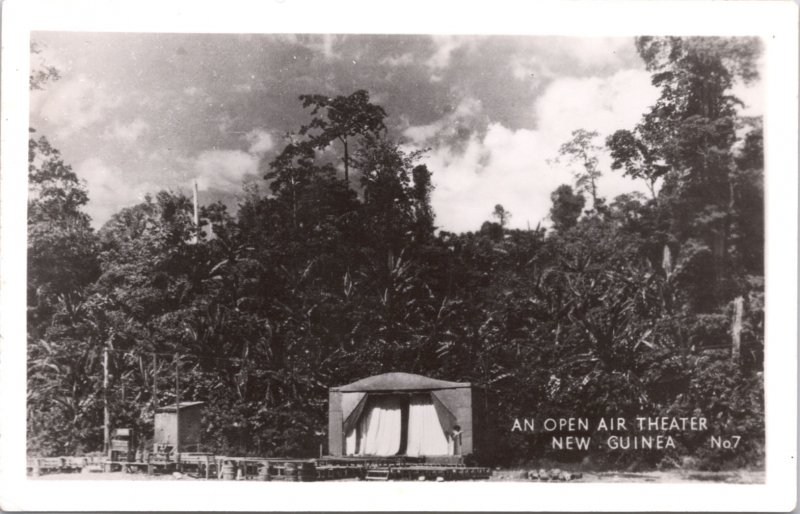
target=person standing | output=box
[449,425,463,456]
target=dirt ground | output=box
[32,468,764,483]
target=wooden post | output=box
[103,348,110,457]
[732,296,744,364]
[152,353,158,410]
[174,353,180,467]
[192,180,199,244]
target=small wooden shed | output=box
[328,373,490,462]
[154,401,205,452]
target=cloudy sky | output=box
[29,33,763,232]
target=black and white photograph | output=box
[1,0,797,511]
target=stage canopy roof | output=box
[332,372,470,392]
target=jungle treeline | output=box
[27,37,764,470]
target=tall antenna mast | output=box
[192,180,199,244]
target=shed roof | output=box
[155,401,205,413]
[332,372,470,392]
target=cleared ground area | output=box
[32,469,764,483]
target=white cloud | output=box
[404,97,483,144]
[380,53,415,67]
[511,56,555,82]
[731,80,764,118]
[320,34,340,59]
[35,74,120,138]
[427,36,464,69]
[298,34,342,60]
[193,149,259,192]
[558,38,632,70]
[425,69,660,233]
[233,83,253,93]
[426,36,474,81]
[76,157,156,227]
[77,158,119,201]
[103,118,149,144]
[730,49,765,118]
[511,38,632,85]
[535,69,657,142]
[244,128,275,155]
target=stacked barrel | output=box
[280,461,316,481]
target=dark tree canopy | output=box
[297,89,387,185]
[492,204,511,228]
[606,129,667,199]
[30,41,60,90]
[549,184,585,233]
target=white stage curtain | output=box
[345,425,358,455]
[405,395,449,456]
[346,396,403,456]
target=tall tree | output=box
[610,36,762,309]
[410,164,435,242]
[357,134,427,256]
[28,132,99,335]
[606,129,668,199]
[265,140,337,228]
[27,131,103,455]
[557,129,603,210]
[549,185,585,233]
[492,204,511,228]
[297,90,387,185]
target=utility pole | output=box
[103,347,110,457]
[731,296,744,365]
[192,180,199,244]
[174,353,180,464]
[152,353,158,410]
[151,352,158,461]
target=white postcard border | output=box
[1,0,796,511]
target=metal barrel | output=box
[298,461,316,482]
[257,463,271,481]
[221,462,236,480]
[283,462,298,481]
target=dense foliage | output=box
[28,37,764,470]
